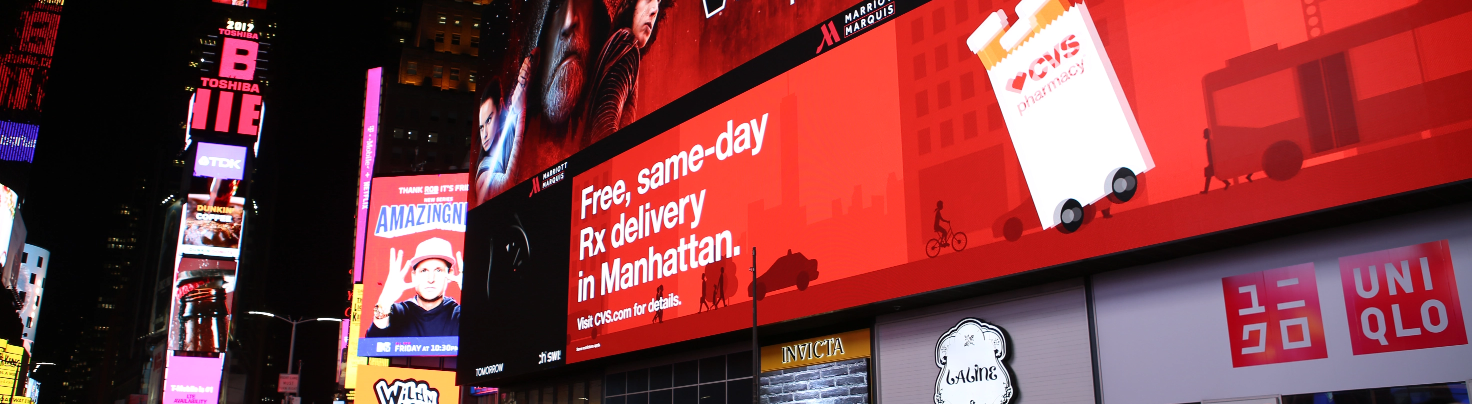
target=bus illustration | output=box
[1202,0,1472,183]
[965,0,1152,233]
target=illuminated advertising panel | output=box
[161,355,224,404]
[187,14,271,145]
[0,121,38,163]
[463,0,1472,382]
[0,184,16,269]
[356,366,458,404]
[472,0,871,206]
[211,0,266,9]
[0,1,62,125]
[179,143,248,258]
[355,68,383,283]
[166,258,237,353]
[357,174,467,357]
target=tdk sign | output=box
[194,142,248,180]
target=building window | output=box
[473,19,481,29]
[452,33,461,45]
[430,111,440,121]
[435,32,445,43]
[29,273,35,284]
[393,128,404,139]
[468,72,478,83]
[471,36,480,48]
[454,19,462,26]
[437,14,446,24]
[407,130,418,140]
[433,66,443,79]
[407,62,418,76]
[450,68,460,81]
[428,132,440,143]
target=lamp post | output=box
[250,311,342,403]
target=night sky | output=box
[22,0,391,400]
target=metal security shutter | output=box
[874,280,1094,404]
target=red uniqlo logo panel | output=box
[1339,240,1467,355]
[1222,263,1329,367]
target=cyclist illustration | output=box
[927,201,967,258]
[934,201,951,246]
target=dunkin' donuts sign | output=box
[934,318,1014,404]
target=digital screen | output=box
[166,258,237,353]
[0,1,61,123]
[194,142,247,180]
[179,174,247,258]
[212,0,267,9]
[354,67,383,283]
[464,0,1472,382]
[0,184,17,269]
[357,174,468,357]
[161,355,224,404]
[357,365,459,404]
[471,0,864,206]
[188,14,270,142]
[0,121,38,163]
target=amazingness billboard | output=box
[357,174,468,357]
[162,355,224,404]
[357,365,459,404]
[463,0,1472,382]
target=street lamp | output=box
[250,311,342,402]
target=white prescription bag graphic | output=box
[934,318,1013,404]
[966,0,1153,231]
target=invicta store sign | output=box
[760,329,871,373]
[934,318,1014,404]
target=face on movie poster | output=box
[470,0,862,206]
[358,174,468,357]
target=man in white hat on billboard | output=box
[368,237,462,338]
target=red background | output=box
[552,0,1472,363]
[1221,263,1329,367]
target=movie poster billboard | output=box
[357,174,468,357]
[161,355,224,404]
[462,0,1472,382]
[180,143,248,258]
[471,0,871,207]
[356,365,459,404]
[167,258,237,353]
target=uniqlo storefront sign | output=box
[1221,263,1328,367]
[1222,241,1466,367]
[1337,241,1467,355]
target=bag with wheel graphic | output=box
[965,0,1153,233]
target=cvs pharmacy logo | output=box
[373,379,440,404]
[197,156,243,169]
[1006,35,1081,93]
